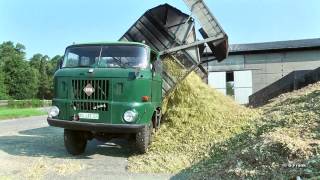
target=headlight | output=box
[48,106,59,118]
[123,110,138,122]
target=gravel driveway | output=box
[0,116,171,179]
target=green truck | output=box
[47,42,163,155]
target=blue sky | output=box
[0,0,320,58]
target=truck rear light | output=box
[142,96,150,102]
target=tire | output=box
[135,123,152,154]
[64,129,87,155]
[152,109,162,132]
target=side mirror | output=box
[56,57,63,70]
[59,59,63,69]
[150,64,156,77]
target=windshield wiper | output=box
[95,46,103,68]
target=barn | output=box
[204,38,320,104]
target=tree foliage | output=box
[0,41,60,100]
[0,67,7,99]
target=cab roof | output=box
[67,41,151,49]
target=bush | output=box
[7,99,51,108]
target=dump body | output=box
[183,0,228,61]
[120,4,202,94]
[120,3,229,95]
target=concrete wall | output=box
[250,66,320,107]
[207,49,320,94]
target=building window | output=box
[226,71,235,97]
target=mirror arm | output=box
[57,56,64,70]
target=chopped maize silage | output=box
[185,82,320,179]
[128,57,259,173]
[25,158,85,179]
[0,176,12,180]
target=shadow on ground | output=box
[0,126,134,159]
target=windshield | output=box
[62,45,148,68]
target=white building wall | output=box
[208,72,226,95]
[234,71,252,104]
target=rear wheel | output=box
[135,123,152,154]
[152,109,162,131]
[64,129,87,155]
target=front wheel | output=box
[64,129,87,155]
[135,123,152,154]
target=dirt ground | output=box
[0,116,171,179]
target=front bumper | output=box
[47,117,145,133]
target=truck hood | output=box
[54,68,152,79]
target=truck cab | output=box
[47,42,162,155]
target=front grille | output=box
[73,101,108,111]
[72,79,109,100]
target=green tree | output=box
[0,41,61,99]
[37,55,51,99]
[30,54,60,99]
[0,41,38,99]
[46,55,61,99]
[29,53,43,70]
[14,63,39,99]
[0,67,8,99]
[3,57,39,99]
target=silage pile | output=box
[128,57,259,173]
[186,82,320,179]
[25,158,85,179]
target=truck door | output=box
[151,51,162,103]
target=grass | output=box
[0,107,46,120]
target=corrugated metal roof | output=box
[202,38,320,56]
[229,38,320,53]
